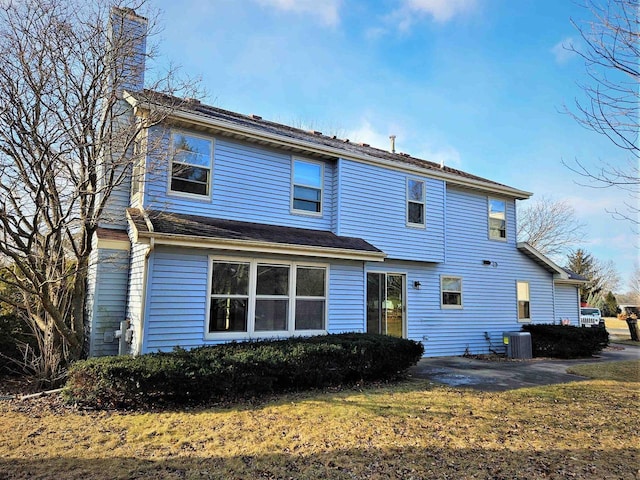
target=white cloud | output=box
[253,0,342,27]
[404,0,478,23]
[386,0,478,32]
[415,144,462,168]
[346,119,462,168]
[346,120,395,150]
[551,37,577,65]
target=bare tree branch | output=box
[564,0,639,225]
[0,0,199,379]
[517,196,586,260]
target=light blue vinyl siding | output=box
[327,261,365,333]
[554,284,580,325]
[126,242,149,355]
[87,248,129,357]
[142,248,369,352]
[337,158,445,262]
[143,249,210,352]
[143,128,333,230]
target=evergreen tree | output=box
[566,249,604,303]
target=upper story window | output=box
[441,276,463,309]
[488,198,506,241]
[169,131,213,198]
[407,178,426,227]
[517,281,530,322]
[292,159,323,215]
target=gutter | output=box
[134,230,387,262]
[124,92,532,200]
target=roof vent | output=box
[360,143,369,147]
[308,130,322,136]
[399,152,410,157]
[250,114,262,120]
[389,135,396,153]
[184,97,200,105]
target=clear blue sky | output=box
[149,0,637,291]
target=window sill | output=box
[204,330,327,341]
[291,209,323,218]
[441,305,463,310]
[167,190,212,203]
[406,222,426,230]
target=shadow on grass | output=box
[1,446,637,479]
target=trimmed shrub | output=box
[521,324,609,358]
[64,333,424,409]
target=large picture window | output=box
[441,276,463,309]
[488,198,506,240]
[292,159,323,214]
[169,131,212,197]
[207,258,327,338]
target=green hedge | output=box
[521,324,609,358]
[64,333,424,409]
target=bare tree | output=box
[0,0,197,382]
[517,197,585,259]
[565,0,639,224]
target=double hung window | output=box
[441,276,463,308]
[407,178,426,227]
[292,159,323,214]
[488,198,506,240]
[517,281,530,321]
[208,258,327,337]
[169,131,212,197]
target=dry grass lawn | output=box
[568,360,640,382]
[1,374,639,480]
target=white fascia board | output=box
[517,242,568,278]
[135,232,387,262]
[96,238,131,251]
[125,93,532,200]
[554,278,587,285]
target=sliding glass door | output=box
[366,272,405,338]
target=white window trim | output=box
[516,280,531,322]
[291,157,324,217]
[205,256,329,340]
[488,197,507,242]
[167,129,214,201]
[130,130,147,204]
[440,275,463,309]
[406,177,426,229]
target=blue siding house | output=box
[85,8,584,358]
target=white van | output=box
[580,307,603,328]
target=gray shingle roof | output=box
[127,209,383,254]
[127,89,530,197]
